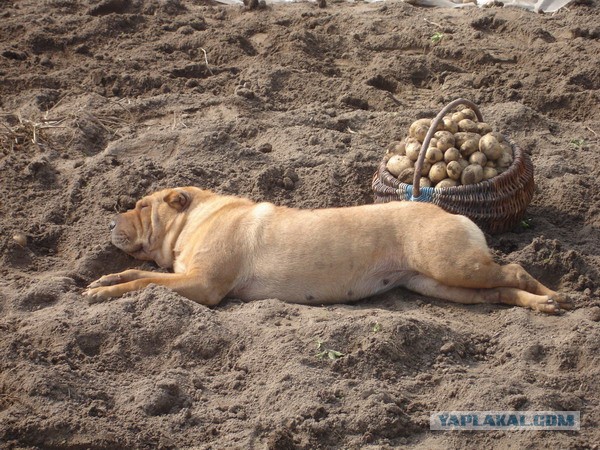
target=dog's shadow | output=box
[323,288,505,317]
[74,243,163,287]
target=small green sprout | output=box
[316,339,345,360]
[569,138,586,149]
[520,218,532,229]
[372,322,382,333]
[431,32,444,44]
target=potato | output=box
[386,155,413,177]
[397,168,415,184]
[385,140,405,156]
[460,108,478,122]
[414,126,430,143]
[444,147,461,163]
[434,131,455,151]
[460,138,480,157]
[499,141,513,156]
[483,167,498,180]
[419,177,432,188]
[13,233,27,247]
[469,151,488,167]
[442,117,459,134]
[421,160,432,176]
[397,110,512,186]
[496,150,513,170]
[452,111,467,123]
[425,147,443,164]
[454,132,481,148]
[446,160,463,180]
[409,119,431,142]
[434,130,454,140]
[461,164,483,185]
[429,161,448,184]
[490,131,507,143]
[479,134,503,161]
[478,122,493,135]
[435,178,459,189]
[405,140,422,161]
[458,119,479,133]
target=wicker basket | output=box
[372,98,535,234]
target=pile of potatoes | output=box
[385,107,514,189]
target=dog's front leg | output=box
[83,272,227,306]
[87,269,166,289]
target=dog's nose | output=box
[109,220,116,231]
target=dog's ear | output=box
[164,190,191,211]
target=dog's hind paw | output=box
[553,292,575,310]
[532,294,574,314]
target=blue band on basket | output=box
[404,184,433,202]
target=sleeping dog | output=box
[84,187,573,314]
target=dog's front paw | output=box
[532,294,575,314]
[87,273,123,289]
[82,286,112,304]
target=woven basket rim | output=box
[379,136,527,196]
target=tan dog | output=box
[84,187,573,314]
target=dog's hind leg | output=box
[491,263,557,296]
[421,215,569,301]
[425,242,571,304]
[402,273,572,314]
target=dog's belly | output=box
[229,268,415,305]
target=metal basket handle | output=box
[412,98,484,199]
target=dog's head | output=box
[110,186,206,268]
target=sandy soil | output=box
[1,0,599,448]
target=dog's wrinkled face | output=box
[110,187,195,268]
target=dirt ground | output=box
[1,0,599,448]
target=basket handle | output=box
[412,98,483,199]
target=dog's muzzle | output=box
[109,213,143,254]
